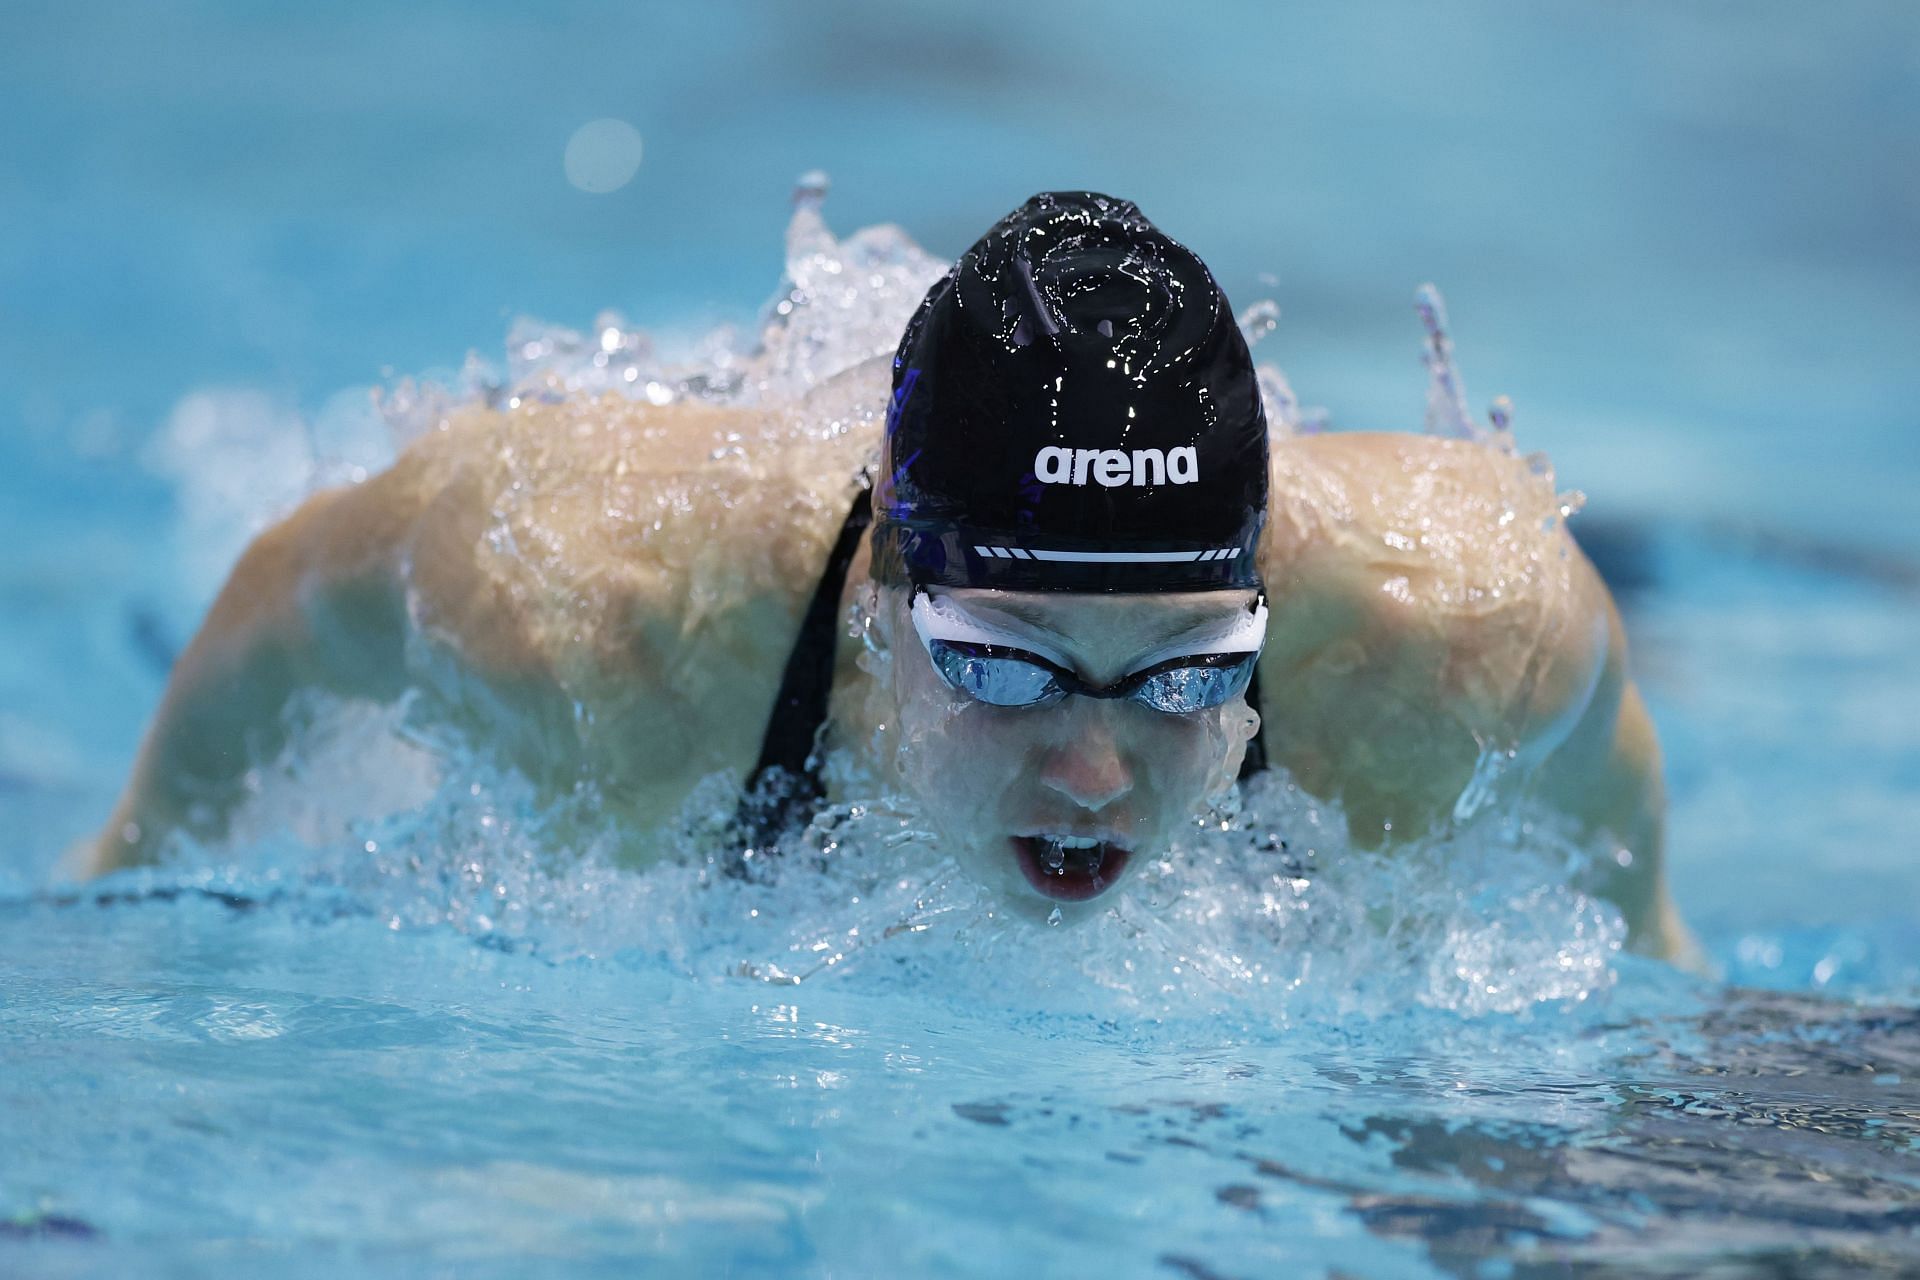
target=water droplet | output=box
[1488,394,1513,435]
[1238,299,1280,347]
[1453,744,1513,822]
[793,169,831,207]
[1415,283,1478,441]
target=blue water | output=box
[4,4,1919,1276]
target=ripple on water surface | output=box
[5,868,1917,1277]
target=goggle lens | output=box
[926,640,1257,714]
[1131,657,1256,714]
[928,642,1066,708]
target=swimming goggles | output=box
[909,589,1267,714]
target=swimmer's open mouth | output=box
[1009,835,1133,903]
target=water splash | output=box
[1236,297,1325,436]
[1452,742,1518,824]
[1416,283,1518,453]
[1237,298,1280,347]
[119,691,1627,1027]
[156,180,1338,578]
[144,386,396,601]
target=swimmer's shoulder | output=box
[381,362,886,810]
[78,364,888,876]
[409,363,883,670]
[1264,430,1591,660]
[1266,430,1569,589]
[1258,430,1615,838]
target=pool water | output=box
[5,6,1919,1274]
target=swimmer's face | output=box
[876,586,1262,915]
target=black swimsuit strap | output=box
[742,485,873,835]
[740,482,1267,841]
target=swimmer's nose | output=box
[1039,723,1134,812]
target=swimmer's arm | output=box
[71,476,418,878]
[1260,433,1695,961]
[74,388,874,879]
[1527,586,1699,964]
[1410,532,1696,962]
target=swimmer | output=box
[75,192,1694,960]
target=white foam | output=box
[180,691,1624,1028]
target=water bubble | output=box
[563,118,644,194]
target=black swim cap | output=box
[871,192,1267,593]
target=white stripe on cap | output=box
[972,546,1240,564]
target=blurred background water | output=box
[3,3,1918,1275]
